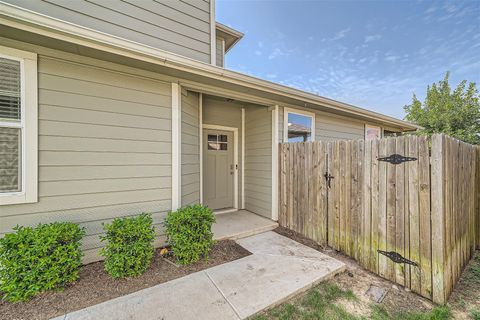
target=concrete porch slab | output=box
[213,210,278,241]
[207,232,345,318]
[56,271,239,320]
[53,231,344,320]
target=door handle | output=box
[324,172,334,188]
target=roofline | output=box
[0,2,419,131]
[215,22,244,53]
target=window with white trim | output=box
[0,46,38,205]
[283,108,315,142]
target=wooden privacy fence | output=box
[278,134,479,304]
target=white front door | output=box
[203,129,234,210]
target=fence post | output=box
[476,146,480,250]
[431,134,446,304]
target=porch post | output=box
[271,105,279,221]
[171,83,181,211]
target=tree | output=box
[404,72,480,144]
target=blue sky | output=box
[216,0,480,119]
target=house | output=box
[0,0,418,263]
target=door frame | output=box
[201,124,239,210]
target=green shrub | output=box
[164,204,215,265]
[100,213,155,278]
[0,222,85,302]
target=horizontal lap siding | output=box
[4,0,212,63]
[245,106,272,218]
[0,56,172,263]
[181,90,200,206]
[279,106,365,142]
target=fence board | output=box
[418,136,432,298]
[395,136,406,286]
[371,139,380,274]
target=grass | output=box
[251,282,358,320]
[251,282,453,320]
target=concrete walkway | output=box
[53,232,345,320]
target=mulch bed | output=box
[0,240,251,320]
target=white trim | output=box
[0,45,37,205]
[271,105,279,221]
[210,0,216,65]
[221,38,225,67]
[199,93,203,204]
[171,83,181,211]
[241,107,245,210]
[365,124,382,140]
[283,107,316,143]
[0,3,418,131]
[202,124,239,210]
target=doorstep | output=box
[212,210,278,241]
[52,231,345,320]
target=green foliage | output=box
[164,204,215,265]
[100,213,155,278]
[404,72,480,145]
[470,308,480,320]
[0,222,85,302]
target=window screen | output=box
[0,56,22,193]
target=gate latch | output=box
[377,250,418,267]
[324,172,334,188]
[377,154,417,165]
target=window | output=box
[0,46,38,205]
[284,108,315,142]
[208,134,228,150]
[365,124,382,140]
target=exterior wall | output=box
[4,0,213,63]
[279,106,365,142]
[202,97,243,208]
[215,37,224,67]
[244,105,272,218]
[181,90,200,206]
[0,41,173,264]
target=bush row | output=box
[0,205,215,302]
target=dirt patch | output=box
[0,240,251,320]
[448,252,480,319]
[274,227,435,316]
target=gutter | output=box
[0,2,419,131]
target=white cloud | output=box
[364,34,382,43]
[268,47,291,60]
[332,28,351,41]
[255,50,262,56]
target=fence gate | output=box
[278,134,478,304]
[278,142,328,245]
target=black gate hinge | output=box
[377,154,417,165]
[377,250,418,267]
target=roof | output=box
[0,3,419,131]
[215,22,244,53]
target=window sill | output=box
[0,192,37,206]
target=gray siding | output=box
[181,90,200,206]
[244,105,272,218]
[279,106,365,142]
[4,0,213,63]
[215,37,224,67]
[202,97,243,208]
[0,53,172,264]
